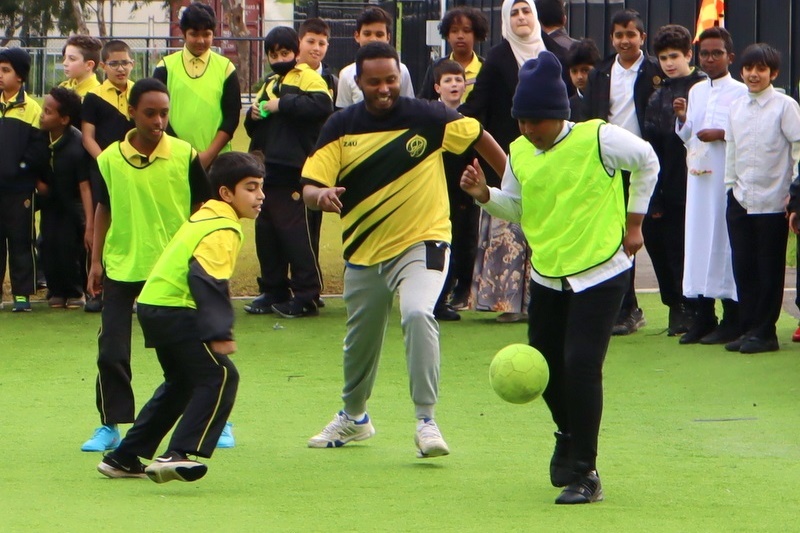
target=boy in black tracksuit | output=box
[34,87,94,309]
[0,48,42,312]
[244,26,333,318]
[642,25,708,338]
[582,9,663,336]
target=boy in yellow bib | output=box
[461,51,658,504]
[97,152,264,483]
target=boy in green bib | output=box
[97,152,264,483]
[461,51,658,504]
[153,2,241,169]
[81,78,211,453]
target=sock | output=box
[344,411,366,423]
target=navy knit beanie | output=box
[0,48,31,83]
[511,51,570,120]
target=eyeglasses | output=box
[106,60,134,70]
[698,50,726,59]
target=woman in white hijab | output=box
[460,0,570,322]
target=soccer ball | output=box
[489,344,549,404]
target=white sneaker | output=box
[308,411,376,448]
[145,451,207,483]
[415,419,450,458]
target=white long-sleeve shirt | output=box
[725,85,800,214]
[479,121,659,292]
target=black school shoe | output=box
[271,299,319,318]
[434,304,461,321]
[699,320,741,344]
[550,431,575,487]
[679,317,717,345]
[739,336,780,354]
[97,452,147,479]
[555,470,604,505]
[145,451,208,483]
[667,304,692,337]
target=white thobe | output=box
[676,73,747,300]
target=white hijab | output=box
[501,0,547,67]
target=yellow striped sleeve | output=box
[442,116,482,156]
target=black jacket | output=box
[244,67,333,186]
[459,32,571,185]
[582,53,664,136]
[0,91,41,193]
[642,68,708,214]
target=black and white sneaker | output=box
[145,451,208,484]
[97,452,147,479]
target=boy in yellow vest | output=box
[153,2,241,169]
[97,152,264,483]
[80,78,211,453]
[461,51,658,504]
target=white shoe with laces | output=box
[308,411,376,448]
[415,419,450,458]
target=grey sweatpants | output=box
[341,241,449,420]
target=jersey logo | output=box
[343,139,358,147]
[406,135,427,158]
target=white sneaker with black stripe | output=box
[415,419,450,458]
[144,451,208,483]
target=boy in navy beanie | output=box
[461,50,659,505]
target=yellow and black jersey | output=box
[301,97,482,266]
[59,75,101,98]
[83,79,135,150]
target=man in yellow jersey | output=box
[461,51,658,504]
[302,42,506,459]
[153,2,240,169]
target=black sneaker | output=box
[145,451,208,483]
[97,452,147,479]
[434,305,461,321]
[316,296,326,308]
[449,291,470,311]
[611,308,646,336]
[244,293,278,315]
[667,304,692,337]
[555,470,604,504]
[84,294,103,313]
[550,431,575,487]
[271,299,319,318]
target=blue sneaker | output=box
[216,421,235,448]
[12,296,31,312]
[81,425,120,452]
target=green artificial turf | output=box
[2,294,799,532]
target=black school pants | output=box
[436,200,479,307]
[40,203,85,299]
[642,204,686,308]
[255,184,322,305]
[726,192,787,340]
[0,191,36,297]
[619,171,639,316]
[116,334,239,459]
[95,277,144,425]
[528,270,628,471]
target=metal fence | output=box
[6,1,800,99]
